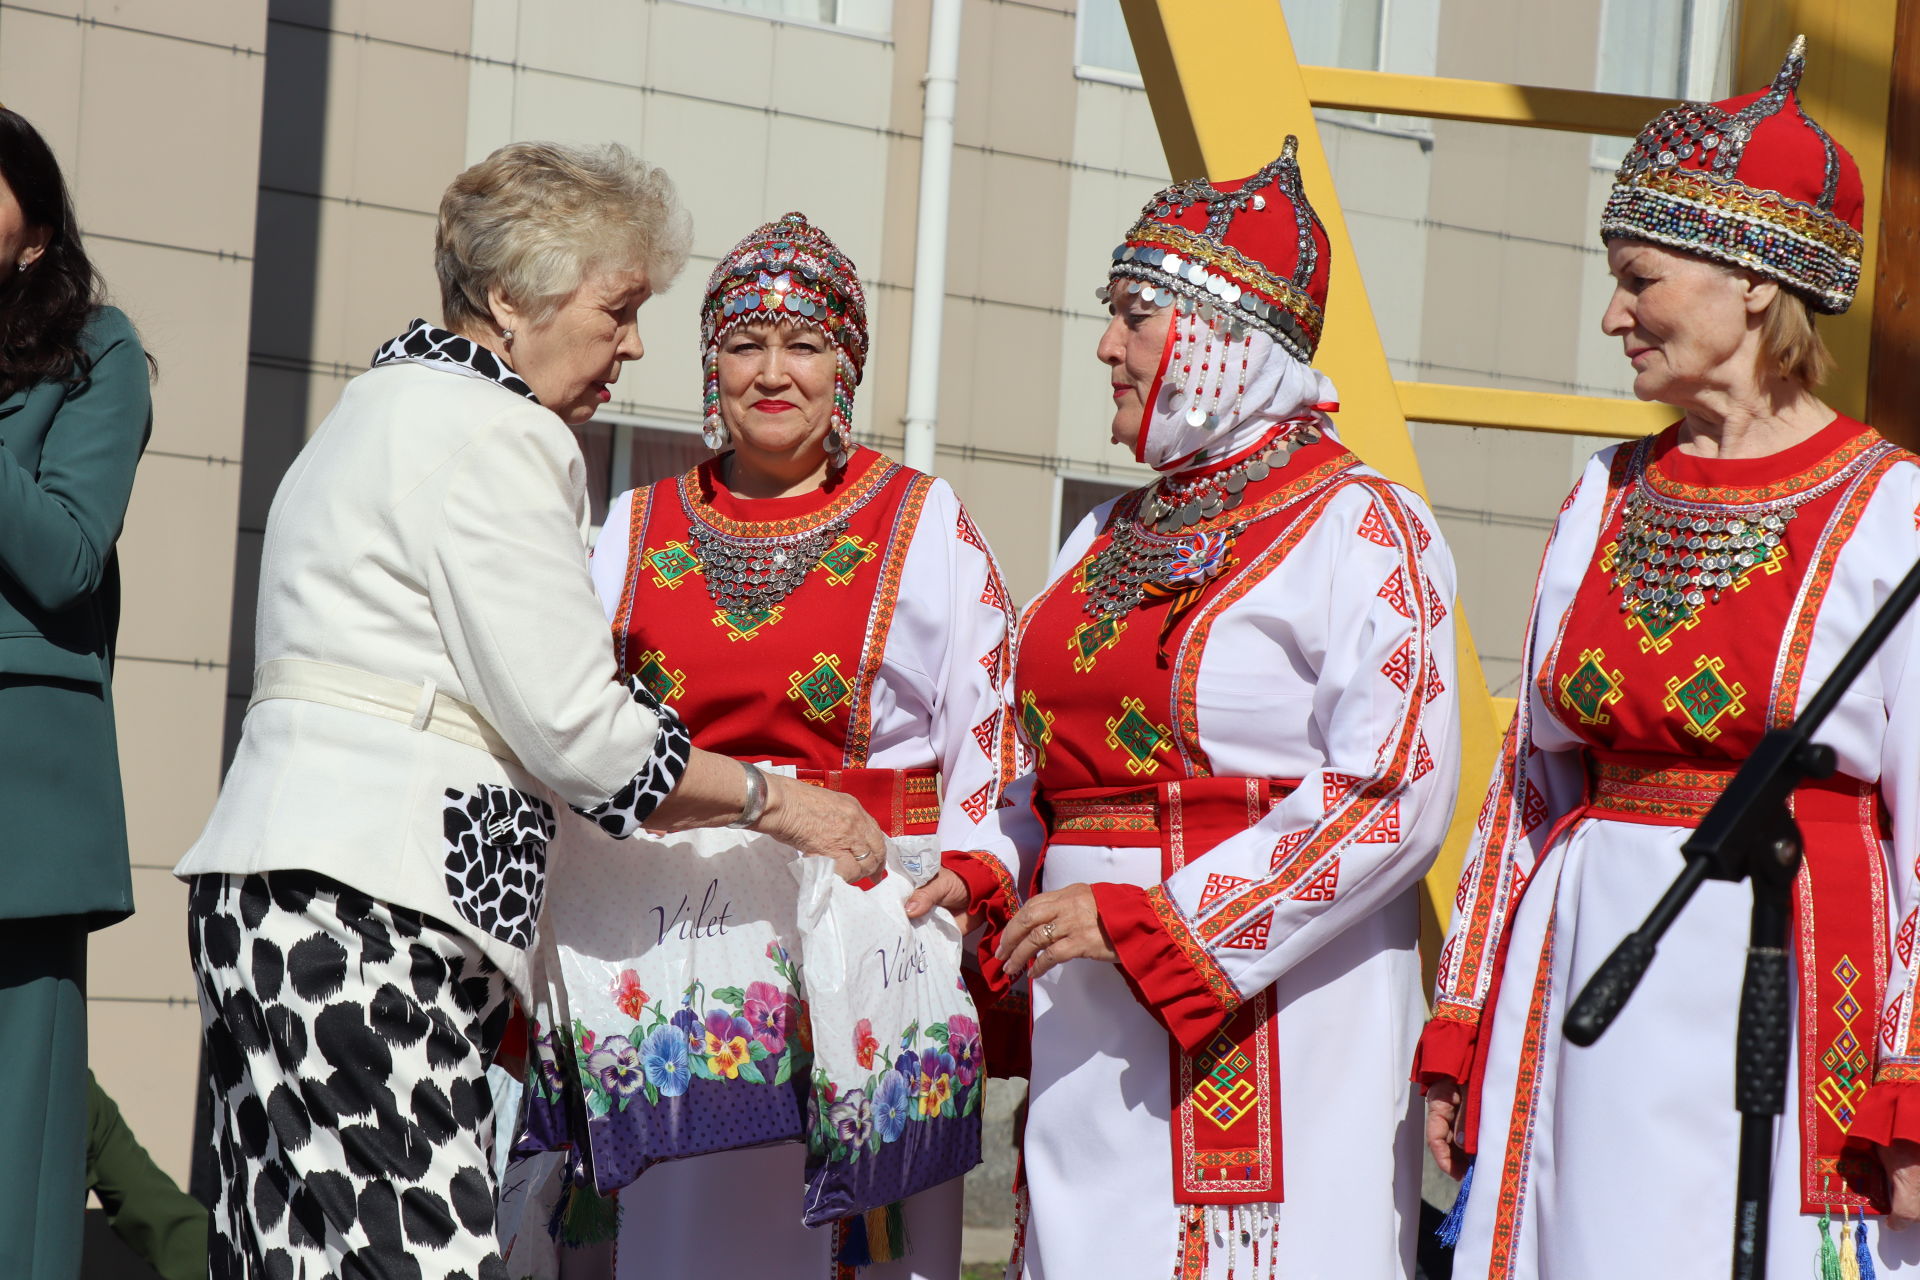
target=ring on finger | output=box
[1041,921,1058,944]
[856,849,880,866]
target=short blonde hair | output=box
[1758,287,1834,388]
[435,141,693,331]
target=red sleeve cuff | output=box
[943,851,1019,924]
[1092,882,1241,1055]
[1845,1075,1920,1153]
[1412,1009,1481,1089]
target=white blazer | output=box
[177,359,677,989]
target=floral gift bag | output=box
[521,823,812,1194]
[794,839,984,1227]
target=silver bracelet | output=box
[727,762,769,830]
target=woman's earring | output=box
[501,328,514,344]
[14,261,25,272]
[702,414,731,451]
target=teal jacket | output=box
[0,305,150,923]
[0,305,150,682]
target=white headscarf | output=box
[1133,301,1339,473]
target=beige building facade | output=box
[0,0,1731,1198]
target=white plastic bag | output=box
[793,836,985,1227]
[522,822,811,1193]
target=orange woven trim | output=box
[1641,430,1884,505]
[1430,1000,1481,1027]
[1049,789,1159,834]
[1876,1063,1920,1085]
[1147,884,1242,1022]
[683,450,899,539]
[842,473,933,766]
[1588,757,1736,822]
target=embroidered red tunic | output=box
[1420,415,1920,1235]
[1012,429,1461,1226]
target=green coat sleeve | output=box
[86,1071,209,1280]
[0,309,152,611]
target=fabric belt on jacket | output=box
[1584,748,1887,832]
[794,766,939,838]
[248,657,519,765]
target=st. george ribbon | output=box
[1563,553,1920,1280]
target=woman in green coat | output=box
[0,105,152,1280]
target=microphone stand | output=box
[1563,554,1920,1280]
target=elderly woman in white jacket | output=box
[176,142,884,1280]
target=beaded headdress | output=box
[700,212,869,464]
[1098,139,1338,473]
[1104,137,1331,366]
[1600,36,1863,314]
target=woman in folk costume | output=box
[1418,39,1920,1278]
[983,140,1462,1280]
[545,212,1027,1280]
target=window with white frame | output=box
[1593,0,1736,164]
[572,419,710,535]
[1055,473,1135,550]
[678,0,890,36]
[1076,0,1436,83]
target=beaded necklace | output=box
[1611,440,1875,624]
[1083,424,1319,621]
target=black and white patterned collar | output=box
[370,318,539,403]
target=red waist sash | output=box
[1472,749,1891,1214]
[797,766,940,838]
[1039,776,1299,1208]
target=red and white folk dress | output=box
[1418,416,1920,1278]
[1011,426,1460,1280]
[580,445,1029,1280]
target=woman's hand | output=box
[755,774,887,884]
[1881,1139,1920,1228]
[993,883,1117,981]
[1425,1080,1470,1180]
[904,868,975,934]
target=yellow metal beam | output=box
[1300,66,1671,136]
[1737,3,1899,426]
[1120,0,1503,987]
[1395,381,1671,439]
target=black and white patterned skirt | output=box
[188,870,513,1280]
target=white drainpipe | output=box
[900,0,963,474]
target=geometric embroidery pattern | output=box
[631,648,687,705]
[1355,803,1401,844]
[816,534,878,585]
[713,605,786,641]
[1559,647,1625,725]
[1269,829,1311,871]
[1661,654,1747,742]
[1292,856,1339,902]
[1198,873,1252,913]
[961,782,993,823]
[786,652,854,723]
[1815,954,1870,1133]
[645,540,701,590]
[1378,566,1413,619]
[1626,601,1699,655]
[1069,615,1127,673]
[1190,1031,1260,1128]
[1381,638,1418,691]
[1355,505,1395,546]
[1020,691,1055,771]
[971,713,1000,759]
[1216,913,1273,953]
[1104,696,1173,777]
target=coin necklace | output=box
[687,513,851,616]
[1142,423,1320,534]
[1612,486,1798,625]
[1083,424,1317,620]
